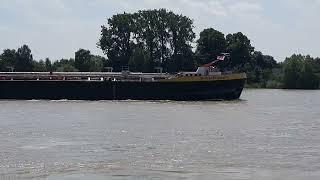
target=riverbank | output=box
[245,81,283,89]
[245,82,320,90]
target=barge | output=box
[0,64,246,101]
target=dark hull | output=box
[0,79,245,101]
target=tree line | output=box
[0,9,319,89]
[0,46,107,72]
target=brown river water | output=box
[0,89,320,179]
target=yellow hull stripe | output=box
[160,73,247,82]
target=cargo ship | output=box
[0,60,246,101]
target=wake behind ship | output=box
[0,60,246,101]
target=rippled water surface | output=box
[1,89,320,179]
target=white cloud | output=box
[228,1,262,15]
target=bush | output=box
[266,80,282,89]
[283,55,319,89]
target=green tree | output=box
[128,47,148,72]
[196,28,226,65]
[283,54,319,89]
[165,48,195,73]
[32,60,46,72]
[45,58,53,72]
[75,49,91,72]
[260,55,277,69]
[226,32,254,70]
[99,13,134,71]
[53,58,78,72]
[298,60,319,89]
[15,45,33,72]
[98,9,195,72]
[0,57,3,71]
[137,10,159,65]
[134,9,176,69]
[56,64,78,72]
[314,57,320,73]
[0,49,16,71]
[283,55,302,89]
[89,55,105,72]
[167,12,195,71]
[156,9,171,64]
[247,51,278,84]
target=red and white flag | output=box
[217,55,226,61]
[201,55,227,67]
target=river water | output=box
[0,89,320,180]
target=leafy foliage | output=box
[196,28,226,65]
[32,60,46,72]
[225,32,254,70]
[283,54,319,89]
[53,58,77,72]
[0,9,319,89]
[45,58,53,72]
[15,45,34,72]
[0,49,16,71]
[128,47,149,72]
[98,9,195,72]
[75,49,92,72]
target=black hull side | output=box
[0,79,245,101]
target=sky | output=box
[0,0,319,62]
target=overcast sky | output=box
[0,0,319,61]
